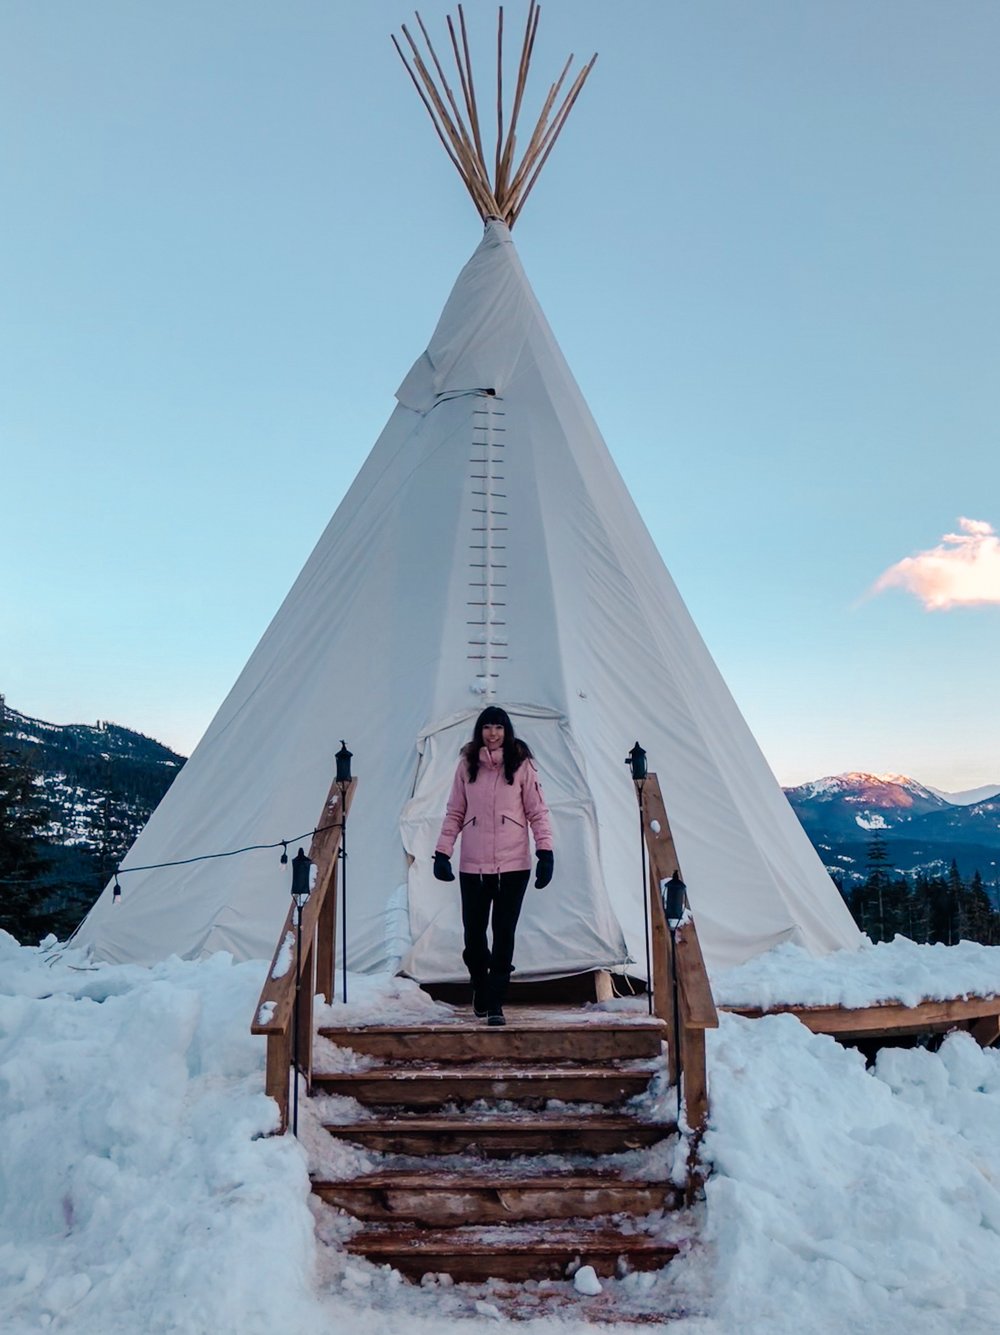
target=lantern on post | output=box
[660,870,686,1120]
[625,741,647,781]
[663,871,686,931]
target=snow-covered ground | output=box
[713,935,1000,1009]
[2,931,1000,1333]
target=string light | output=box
[107,819,343,902]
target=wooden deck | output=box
[722,993,1000,1046]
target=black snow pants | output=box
[459,869,531,1010]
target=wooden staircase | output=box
[310,1006,682,1282]
[250,769,719,1289]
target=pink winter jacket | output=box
[435,747,554,875]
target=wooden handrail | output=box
[251,776,357,1132]
[675,918,719,1031]
[636,773,718,1141]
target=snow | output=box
[855,812,889,830]
[271,929,295,980]
[714,937,1000,1010]
[926,783,1000,806]
[703,1013,1000,1333]
[0,937,319,1335]
[3,932,1000,1332]
[572,1265,602,1295]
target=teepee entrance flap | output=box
[400,705,630,983]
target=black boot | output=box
[485,968,510,1026]
[471,976,489,1019]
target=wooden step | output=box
[312,1062,656,1107]
[313,1168,680,1224]
[318,1016,665,1065]
[320,1111,675,1157]
[345,1221,680,1281]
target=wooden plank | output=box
[295,938,315,1088]
[316,1023,665,1064]
[315,856,337,1004]
[637,773,684,889]
[594,969,614,1002]
[970,1014,1000,1048]
[649,858,676,1052]
[251,778,356,1037]
[319,1010,668,1031]
[679,1023,709,1137]
[313,1173,678,1224]
[264,1030,291,1133]
[251,905,296,1035]
[346,1224,679,1282]
[637,773,675,1057]
[311,1064,656,1107]
[320,1114,675,1157]
[675,918,720,1030]
[724,994,1000,1036]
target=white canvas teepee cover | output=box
[77,220,861,976]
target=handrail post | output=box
[250,777,358,1134]
[295,932,315,1089]
[316,859,337,1003]
[635,771,719,1152]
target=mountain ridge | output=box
[783,770,1000,893]
[1,700,185,937]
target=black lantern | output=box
[662,871,686,930]
[335,740,353,784]
[291,848,312,908]
[625,741,647,781]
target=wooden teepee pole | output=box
[392,3,596,228]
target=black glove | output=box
[433,851,455,882]
[534,849,554,889]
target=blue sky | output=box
[3,0,998,790]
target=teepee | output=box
[77,5,861,977]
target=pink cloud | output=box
[872,518,1000,610]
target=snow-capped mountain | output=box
[2,701,185,936]
[785,773,949,835]
[784,771,1000,889]
[926,783,1000,806]
[5,704,184,848]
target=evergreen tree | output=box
[855,832,893,942]
[963,869,997,945]
[947,859,965,945]
[926,873,952,945]
[0,695,52,940]
[882,876,911,942]
[908,872,932,944]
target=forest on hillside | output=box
[837,832,1000,946]
[0,700,181,943]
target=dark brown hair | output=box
[461,706,533,784]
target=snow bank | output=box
[0,940,709,1331]
[714,936,1000,1009]
[4,932,1000,1333]
[699,1014,1000,1334]
[0,934,322,1335]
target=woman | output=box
[433,706,554,1026]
